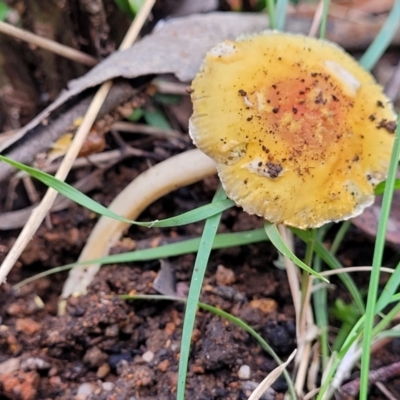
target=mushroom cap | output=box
[189,31,397,229]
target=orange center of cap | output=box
[265,75,350,152]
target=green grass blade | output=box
[146,200,234,227]
[319,0,331,39]
[359,0,400,71]
[264,223,327,282]
[373,301,400,337]
[0,1,10,21]
[0,155,233,227]
[375,261,400,313]
[265,0,276,29]
[359,115,400,400]
[275,0,289,31]
[177,186,226,400]
[330,221,351,255]
[375,178,400,195]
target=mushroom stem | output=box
[60,149,216,300]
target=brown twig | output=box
[0,20,97,66]
[340,361,400,398]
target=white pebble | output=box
[102,382,114,391]
[238,365,251,380]
[142,350,154,363]
[77,382,95,397]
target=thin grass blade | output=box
[359,114,400,399]
[0,155,233,227]
[176,185,225,400]
[264,223,327,282]
[359,0,400,71]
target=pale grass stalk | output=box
[248,350,296,400]
[22,176,39,204]
[321,266,395,277]
[307,342,321,392]
[375,382,397,400]
[295,337,312,395]
[303,388,321,400]
[0,20,97,66]
[308,0,324,37]
[0,0,156,285]
[278,225,315,397]
[111,121,183,138]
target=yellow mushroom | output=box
[189,32,396,229]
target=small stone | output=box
[191,365,204,374]
[77,382,95,397]
[157,359,170,372]
[97,363,110,379]
[49,376,62,387]
[102,381,114,391]
[83,347,107,368]
[142,350,154,363]
[249,298,278,314]
[6,303,23,316]
[132,365,154,387]
[0,357,20,374]
[164,322,176,336]
[105,323,119,337]
[238,365,251,380]
[20,357,51,371]
[15,318,41,335]
[191,328,201,343]
[215,264,236,285]
[0,370,39,400]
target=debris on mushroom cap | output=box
[189,31,397,229]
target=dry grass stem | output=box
[0,20,97,66]
[375,381,398,400]
[321,266,395,277]
[248,350,296,400]
[308,0,324,37]
[152,79,189,95]
[112,121,183,138]
[277,225,315,397]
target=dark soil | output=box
[1,162,400,400]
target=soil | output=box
[1,161,400,400]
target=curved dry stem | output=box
[61,149,216,299]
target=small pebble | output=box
[215,264,236,285]
[15,318,41,335]
[0,357,20,374]
[157,359,170,372]
[105,323,119,337]
[249,298,277,314]
[97,363,110,379]
[238,365,251,380]
[77,382,95,397]
[83,347,107,368]
[109,353,132,372]
[0,370,40,400]
[142,350,154,363]
[102,382,114,391]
